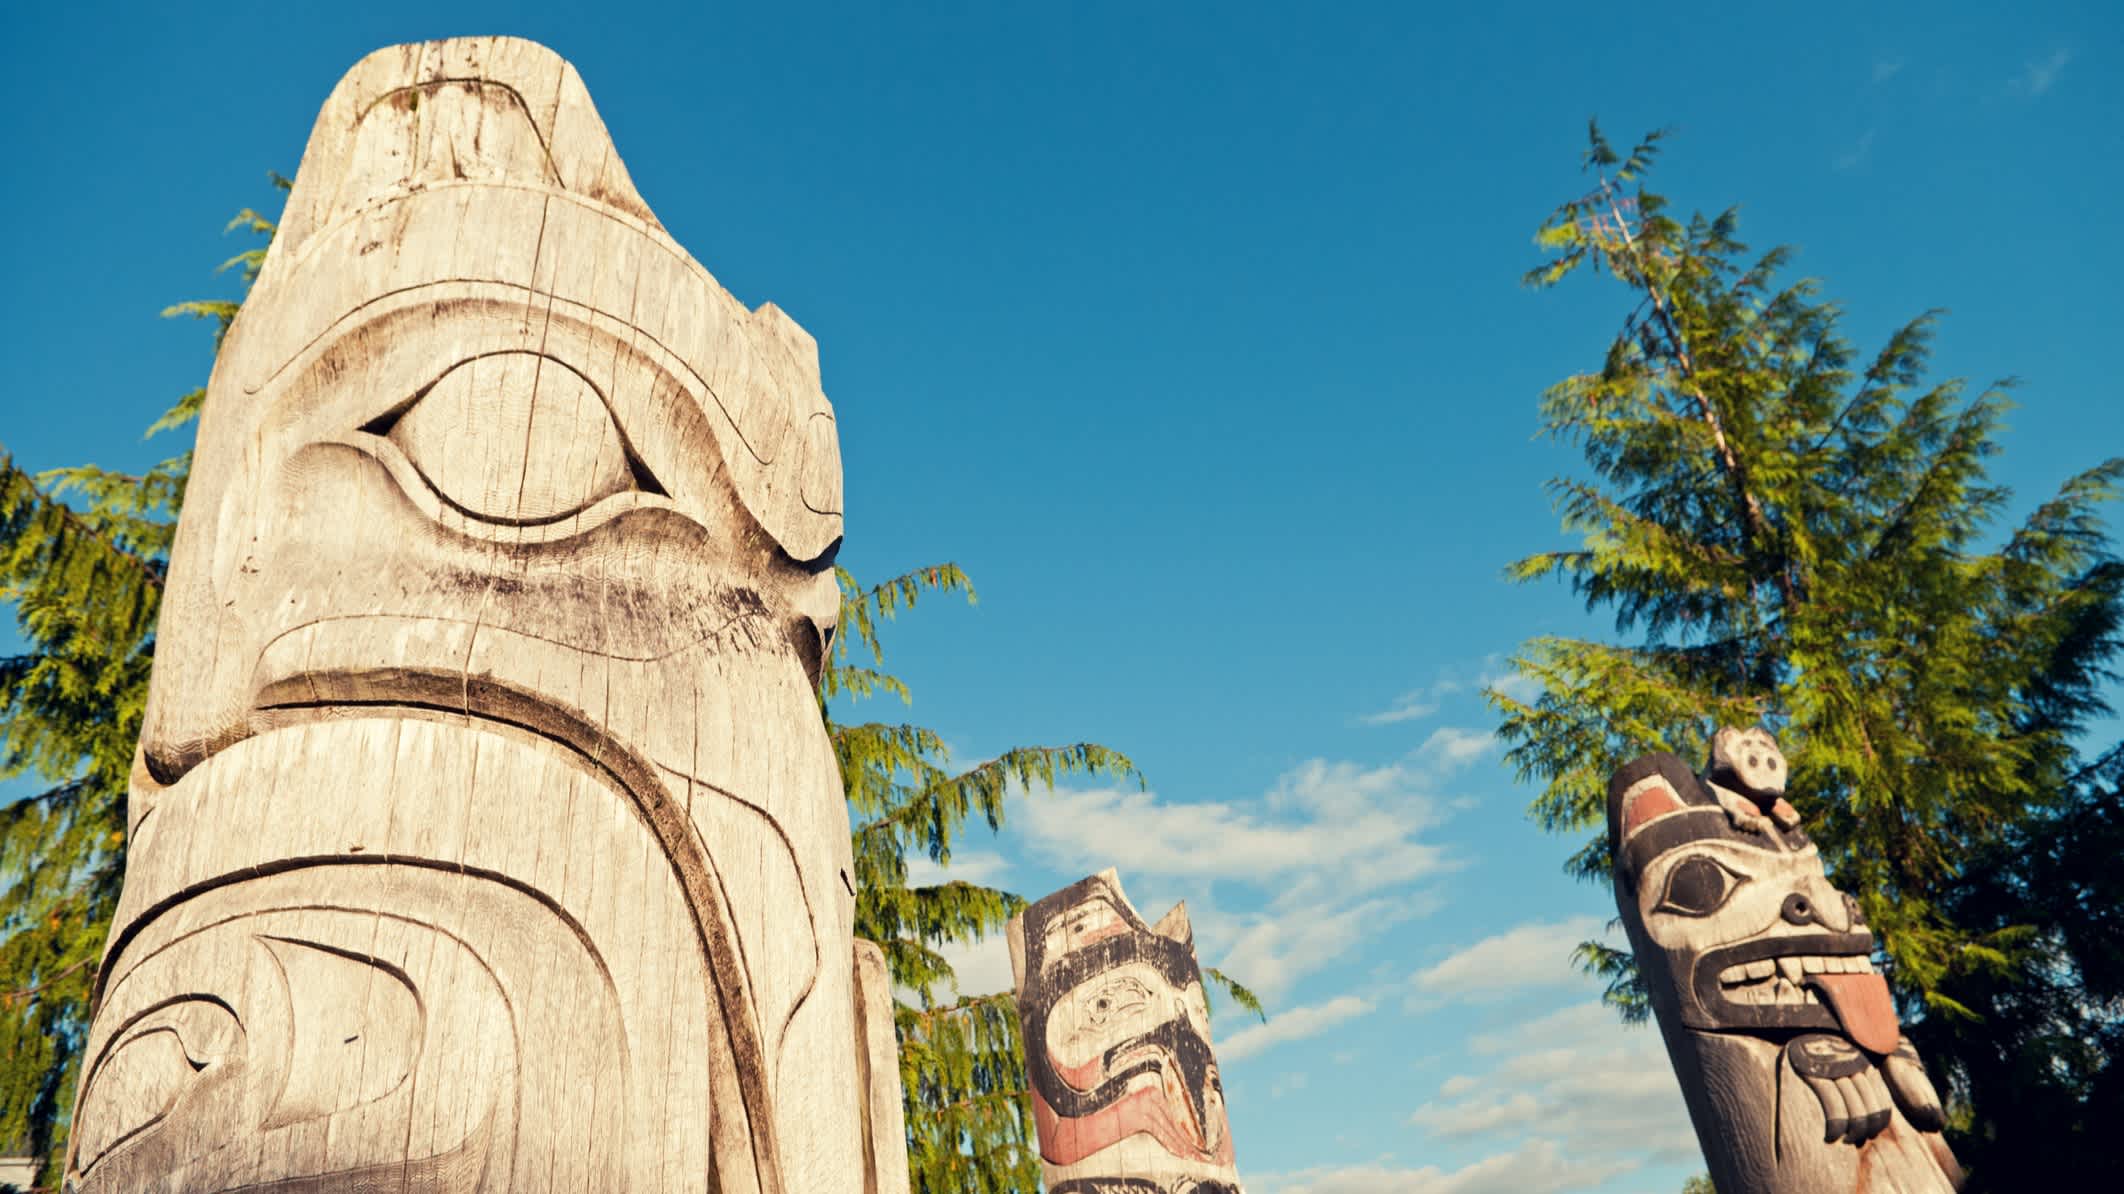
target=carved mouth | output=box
[1714,951,1874,1005]
[1688,931,1872,1035]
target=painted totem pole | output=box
[1608,728,1964,1193]
[67,37,908,1194]
[1008,869,1244,1194]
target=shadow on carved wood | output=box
[1008,869,1244,1194]
[1608,728,1964,1194]
[66,36,908,1194]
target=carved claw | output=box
[1883,1036,1947,1131]
[1787,1033,1892,1145]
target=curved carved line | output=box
[80,993,243,1102]
[253,934,426,1128]
[252,602,765,671]
[89,884,538,1185]
[243,270,805,481]
[105,706,786,1190]
[351,78,563,184]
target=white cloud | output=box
[1219,994,1375,1061]
[1018,759,1456,1002]
[1217,891,1437,1005]
[1873,56,1905,83]
[1479,656,1543,706]
[902,848,1009,889]
[1253,1139,1635,1194]
[934,931,1017,997]
[1407,916,1604,1003]
[1836,129,1876,171]
[1409,1091,1543,1136]
[1404,1001,1701,1173]
[1414,726,1496,772]
[1362,679,1458,726]
[2015,48,2073,95]
[1020,770,1445,887]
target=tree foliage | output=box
[1493,124,2123,1187]
[0,188,277,1187]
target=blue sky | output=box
[3,2,2118,1190]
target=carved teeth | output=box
[1719,954,1871,990]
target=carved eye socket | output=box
[1082,976,1152,1028]
[1655,855,1748,917]
[372,352,658,524]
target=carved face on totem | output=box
[1608,750,1895,1052]
[1607,735,1959,1190]
[1009,871,1241,1193]
[69,37,863,1193]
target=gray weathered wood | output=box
[1607,730,1964,1193]
[1007,869,1244,1194]
[66,35,903,1192]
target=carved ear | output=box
[1151,901,1193,947]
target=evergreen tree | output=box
[0,194,276,1188]
[1492,125,2123,1186]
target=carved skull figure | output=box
[67,37,906,1194]
[1009,870,1244,1194]
[1608,733,1962,1194]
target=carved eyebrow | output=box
[1621,809,1796,884]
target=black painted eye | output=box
[1655,855,1748,917]
[1082,977,1151,1027]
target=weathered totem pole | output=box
[66,37,909,1193]
[1607,728,1964,1193]
[1008,869,1244,1194]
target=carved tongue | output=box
[1807,972,1900,1055]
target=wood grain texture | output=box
[66,36,900,1192]
[1007,870,1244,1194]
[1607,733,1964,1194]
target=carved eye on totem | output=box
[368,352,662,525]
[1082,975,1153,1029]
[1654,854,1749,918]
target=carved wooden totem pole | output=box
[66,37,909,1194]
[1608,728,1963,1193]
[1008,869,1243,1194]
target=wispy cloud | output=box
[1402,1002,1699,1172]
[1018,757,1460,1002]
[1362,679,1457,726]
[903,848,1009,888]
[2014,48,2074,96]
[1479,655,1543,706]
[1872,56,1904,83]
[1414,725,1496,772]
[1252,1138,1635,1194]
[1220,994,1376,1061]
[1835,129,1877,171]
[928,930,1017,997]
[1406,916,1606,1006]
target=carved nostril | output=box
[1844,893,1866,927]
[1782,893,1817,926]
